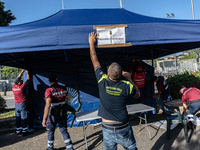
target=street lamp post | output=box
[190,0,199,63]
[191,0,195,19]
[166,13,175,18]
[120,0,123,8]
[62,0,65,9]
[166,13,178,74]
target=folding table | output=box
[76,103,154,150]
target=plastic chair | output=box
[65,86,81,127]
[157,98,188,142]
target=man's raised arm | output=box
[122,71,141,98]
[25,70,30,85]
[89,32,100,70]
[18,69,25,78]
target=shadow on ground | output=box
[73,128,103,150]
[129,113,198,150]
[148,113,198,150]
[1,113,200,150]
[0,128,46,148]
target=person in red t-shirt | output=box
[12,69,34,135]
[179,86,200,116]
[42,74,73,150]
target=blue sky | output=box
[2,0,200,26]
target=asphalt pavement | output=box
[3,95,15,109]
[1,93,200,150]
[1,114,200,150]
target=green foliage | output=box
[1,66,21,80]
[194,69,200,76]
[0,1,16,26]
[2,66,15,74]
[166,71,200,99]
[0,110,15,119]
[180,49,200,60]
[1,66,16,80]
[0,95,6,112]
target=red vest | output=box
[129,64,146,88]
[44,83,67,103]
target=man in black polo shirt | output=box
[89,32,140,150]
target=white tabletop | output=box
[126,103,155,114]
[76,103,154,122]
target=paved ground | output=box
[1,114,200,150]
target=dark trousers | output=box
[26,101,33,129]
[46,113,73,150]
[188,101,200,114]
[160,88,170,103]
[15,102,28,133]
[130,87,146,105]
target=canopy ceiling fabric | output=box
[1,9,200,59]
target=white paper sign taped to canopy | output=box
[97,27,125,45]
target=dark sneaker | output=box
[17,132,22,135]
[22,132,29,136]
[27,128,35,132]
[187,121,194,131]
[22,132,32,136]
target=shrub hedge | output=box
[166,71,200,100]
[0,95,7,113]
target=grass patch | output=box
[0,110,15,119]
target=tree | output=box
[1,66,18,80]
[179,49,199,60]
[0,1,15,110]
[0,1,16,26]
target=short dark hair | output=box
[108,62,122,80]
[49,74,58,82]
[179,85,186,94]
[14,77,21,84]
[151,76,158,82]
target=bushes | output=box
[0,95,7,112]
[166,71,200,99]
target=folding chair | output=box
[65,86,81,127]
[157,98,188,142]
